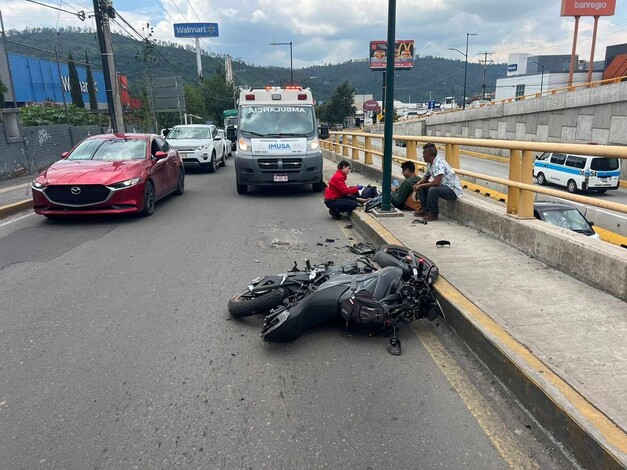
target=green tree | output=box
[84,51,98,111]
[322,81,355,125]
[67,51,84,108]
[198,70,236,124]
[184,84,207,120]
[126,87,154,132]
[19,101,98,126]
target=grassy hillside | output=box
[5,27,507,104]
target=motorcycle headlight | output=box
[109,177,141,189]
[308,137,320,151]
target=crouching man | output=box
[412,143,463,221]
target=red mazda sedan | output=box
[32,133,185,217]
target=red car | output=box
[32,133,185,217]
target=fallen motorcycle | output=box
[228,257,378,318]
[228,244,430,319]
[259,246,444,354]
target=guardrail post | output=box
[519,150,535,218]
[446,144,460,169]
[332,134,339,153]
[507,149,521,215]
[407,140,417,160]
[351,134,359,160]
[364,136,373,165]
[342,134,349,157]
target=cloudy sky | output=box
[3,0,626,68]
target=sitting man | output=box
[412,143,462,221]
[390,161,422,211]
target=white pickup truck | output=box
[165,124,226,173]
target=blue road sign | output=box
[173,23,219,38]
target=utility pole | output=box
[92,0,124,133]
[478,51,494,100]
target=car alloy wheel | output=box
[140,181,155,216]
[175,169,184,195]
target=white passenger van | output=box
[533,152,621,193]
[234,86,327,195]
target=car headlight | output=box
[198,144,210,150]
[308,137,320,151]
[31,180,46,190]
[108,177,141,189]
[239,138,251,152]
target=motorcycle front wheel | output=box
[228,288,290,318]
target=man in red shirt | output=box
[324,160,369,220]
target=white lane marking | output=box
[0,212,35,228]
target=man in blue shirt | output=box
[412,143,463,221]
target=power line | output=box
[23,0,87,21]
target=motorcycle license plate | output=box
[274,174,288,182]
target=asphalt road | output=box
[0,162,570,469]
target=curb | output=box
[347,207,627,469]
[0,199,32,220]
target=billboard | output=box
[369,40,414,70]
[151,76,186,113]
[560,0,616,16]
[173,23,219,38]
[8,53,106,105]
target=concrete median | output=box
[0,199,32,220]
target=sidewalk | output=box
[0,176,33,219]
[322,157,627,468]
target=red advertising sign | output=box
[369,40,415,70]
[363,100,381,112]
[560,0,616,16]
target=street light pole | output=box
[269,41,293,85]
[531,60,545,94]
[462,33,477,110]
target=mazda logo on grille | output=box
[71,186,81,195]
[277,159,283,168]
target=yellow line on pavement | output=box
[593,226,627,247]
[413,324,540,470]
[0,183,29,194]
[0,199,32,219]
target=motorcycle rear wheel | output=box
[228,288,289,318]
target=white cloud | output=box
[2,0,625,67]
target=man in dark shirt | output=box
[390,161,422,211]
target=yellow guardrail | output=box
[322,132,627,222]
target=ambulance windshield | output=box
[239,106,315,137]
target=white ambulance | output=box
[234,86,328,195]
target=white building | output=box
[495,54,603,101]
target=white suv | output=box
[166,124,226,173]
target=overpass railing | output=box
[322,131,627,219]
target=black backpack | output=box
[361,185,379,199]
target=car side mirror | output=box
[61,151,69,159]
[588,221,594,227]
[319,124,329,140]
[154,151,167,159]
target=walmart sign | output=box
[173,23,219,38]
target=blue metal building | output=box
[8,53,107,106]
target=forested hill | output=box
[5,27,507,103]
